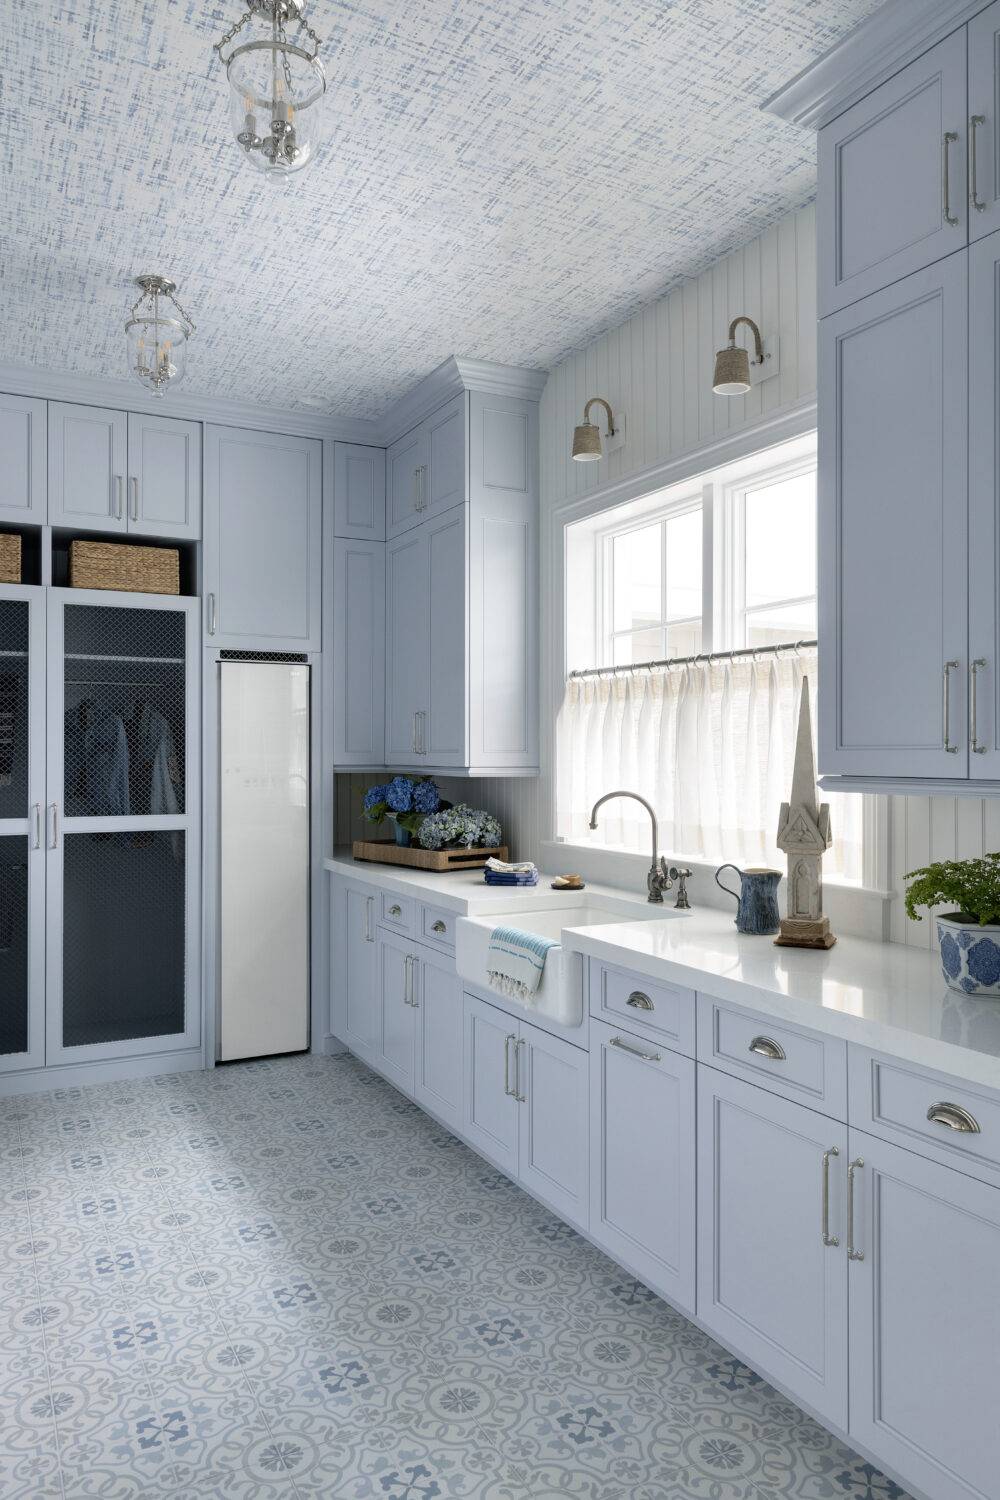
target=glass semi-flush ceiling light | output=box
[214,1,326,180]
[125,275,196,395]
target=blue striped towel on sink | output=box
[487,926,556,1003]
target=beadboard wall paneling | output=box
[539,202,818,512]
[887,797,1000,949]
[335,774,543,868]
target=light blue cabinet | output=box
[0,585,47,1076]
[848,1128,1000,1500]
[818,256,969,779]
[968,227,1000,775]
[49,402,129,532]
[329,441,385,540]
[387,393,465,539]
[697,1067,849,1430]
[0,394,46,527]
[413,948,463,1132]
[126,412,202,540]
[203,425,322,652]
[332,538,385,769]
[590,1016,696,1313]
[463,989,519,1175]
[333,880,377,1061]
[818,30,967,315]
[377,926,416,1091]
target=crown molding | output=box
[0,360,381,443]
[375,356,548,446]
[762,0,990,131]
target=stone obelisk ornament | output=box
[775,678,836,949]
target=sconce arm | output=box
[582,396,616,436]
[726,316,764,364]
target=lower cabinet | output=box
[377,928,418,1092]
[848,1129,1000,1500]
[697,1067,849,1430]
[336,881,378,1063]
[372,928,464,1131]
[590,1017,696,1314]
[464,991,589,1226]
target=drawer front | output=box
[590,961,695,1057]
[380,891,416,935]
[849,1047,1000,1186]
[698,998,847,1120]
[420,904,456,953]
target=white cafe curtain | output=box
[555,649,861,882]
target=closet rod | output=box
[568,637,817,680]
[64,653,184,665]
[0,650,28,659]
[65,679,166,688]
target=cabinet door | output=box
[848,1129,1000,1500]
[818,30,967,315]
[0,586,46,1074]
[424,507,467,765]
[969,1,1000,241]
[331,539,385,768]
[387,423,428,537]
[127,412,202,540]
[48,402,127,532]
[463,991,518,1175]
[818,257,969,778]
[698,1069,848,1431]
[337,883,378,1060]
[968,228,1000,774]
[517,1023,589,1229]
[384,527,428,766]
[589,1018,696,1313]
[45,590,200,1064]
[377,929,415,1093]
[413,950,463,1131]
[203,426,321,651]
[331,442,386,540]
[425,395,466,519]
[0,394,46,526]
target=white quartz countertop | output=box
[325,853,1000,1091]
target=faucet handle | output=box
[669,866,692,910]
[647,857,673,904]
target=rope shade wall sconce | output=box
[572,397,626,462]
[713,315,779,395]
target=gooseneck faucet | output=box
[589,791,672,904]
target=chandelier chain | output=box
[213,7,252,62]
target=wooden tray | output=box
[353,840,509,872]
[69,539,180,595]
[0,533,21,584]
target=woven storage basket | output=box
[0,534,21,584]
[69,539,180,595]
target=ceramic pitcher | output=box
[715,864,782,935]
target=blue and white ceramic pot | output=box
[936,914,1000,996]
[392,818,411,847]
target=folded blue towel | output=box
[487,926,555,1002]
[484,871,538,886]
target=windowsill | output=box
[541,840,895,943]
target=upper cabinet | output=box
[126,413,201,540]
[48,403,128,532]
[204,425,322,652]
[48,403,202,539]
[329,441,385,540]
[381,389,539,775]
[818,31,968,315]
[969,0,1000,241]
[387,393,466,538]
[0,394,46,527]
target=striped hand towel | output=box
[487,926,555,1003]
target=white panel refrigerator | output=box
[219,660,309,1061]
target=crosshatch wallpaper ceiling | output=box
[3,0,883,419]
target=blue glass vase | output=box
[393,819,411,848]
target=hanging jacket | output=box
[138,703,179,816]
[83,713,130,817]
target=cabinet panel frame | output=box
[0,393,47,526]
[0,584,47,1073]
[48,401,128,533]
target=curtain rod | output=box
[567,637,817,680]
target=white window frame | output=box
[595,491,704,666]
[720,449,819,651]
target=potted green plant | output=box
[904,853,1000,995]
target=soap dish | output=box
[551,875,585,890]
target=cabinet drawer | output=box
[698,998,847,1119]
[380,891,416,935]
[420,904,455,953]
[849,1047,1000,1186]
[590,961,695,1057]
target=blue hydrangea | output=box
[413,779,441,814]
[386,776,416,813]
[417,803,501,851]
[363,783,389,813]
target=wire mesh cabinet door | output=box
[44,589,201,1064]
[0,585,46,1074]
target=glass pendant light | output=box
[214,2,327,181]
[125,275,196,396]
